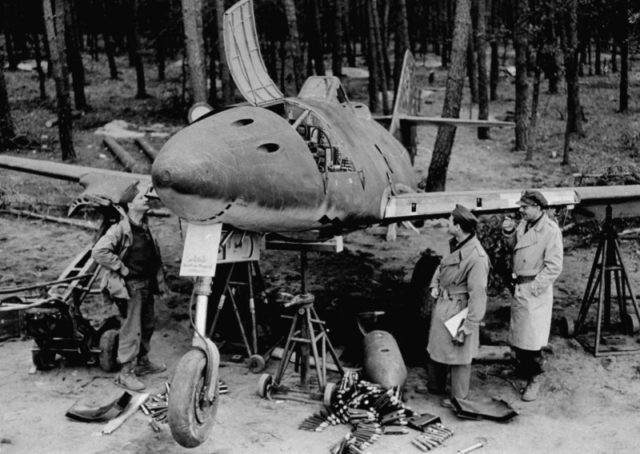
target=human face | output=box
[447,215,459,237]
[518,202,541,222]
[128,189,150,213]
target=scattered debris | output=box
[102,392,150,435]
[94,120,145,139]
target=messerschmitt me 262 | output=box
[3,0,640,448]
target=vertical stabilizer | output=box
[389,51,421,137]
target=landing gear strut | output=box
[168,276,220,448]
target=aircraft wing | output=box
[0,155,151,209]
[383,186,640,222]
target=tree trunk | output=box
[344,0,355,66]
[466,23,477,106]
[527,43,542,158]
[332,0,345,78]
[594,34,601,75]
[215,0,233,104]
[618,0,628,113]
[563,0,583,138]
[366,0,380,113]
[488,0,499,101]
[64,0,88,110]
[283,0,304,92]
[43,0,76,161]
[369,0,390,114]
[513,0,529,152]
[611,42,617,73]
[393,0,411,90]
[306,0,325,75]
[0,46,16,148]
[102,0,118,80]
[181,0,207,103]
[32,33,48,101]
[127,0,147,99]
[475,0,489,139]
[423,0,471,192]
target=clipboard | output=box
[444,308,468,338]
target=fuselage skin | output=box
[152,97,416,233]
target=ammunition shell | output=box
[411,439,430,452]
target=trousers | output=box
[117,279,155,365]
[427,360,471,399]
[513,347,543,379]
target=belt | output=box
[514,275,536,284]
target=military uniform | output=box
[427,234,490,399]
[503,211,563,379]
[93,216,165,365]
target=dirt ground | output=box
[2,56,640,454]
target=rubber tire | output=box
[168,349,219,448]
[560,317,575,338]
[323,382,337,406]
[98,329,120,372]
[257,373,273,398]
[32,349,56,371]
[248,354,266,374]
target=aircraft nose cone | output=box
[151,122,240,221]
[152,105,325,227]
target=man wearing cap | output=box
[427,204,490,407]
[502,190,563,401]
[92,182,167,391]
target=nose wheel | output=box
[168,349,220,448]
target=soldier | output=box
[92,182,167,391]
[502,190,563,401]
[427,204,490,407]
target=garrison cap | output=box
[451,204,478,233]
[517,189,548,208]
[118,181,140,205]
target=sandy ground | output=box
[2,68,640,454]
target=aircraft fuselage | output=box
[152,97,416,232]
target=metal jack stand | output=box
[207,261,271,373]
[257,293,344,401]
[563,206,640,356]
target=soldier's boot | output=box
[521,376,540,402]
[115,362,146,391]
[134,356,167,376]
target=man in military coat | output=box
[502,190,563,401]
[427,204,490,407]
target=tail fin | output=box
[389,51,421,137]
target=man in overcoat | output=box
[502,190,563,401]
[427,204,490,406]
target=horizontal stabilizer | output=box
[378,115,515,128]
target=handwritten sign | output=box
[180,223,222,277]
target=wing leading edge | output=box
[383,186,640,222]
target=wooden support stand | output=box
[564,205,640,356]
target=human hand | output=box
[120,265,129,277]
[531,281,543,297]
[452,329,466,345]
[430,287,440,299]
